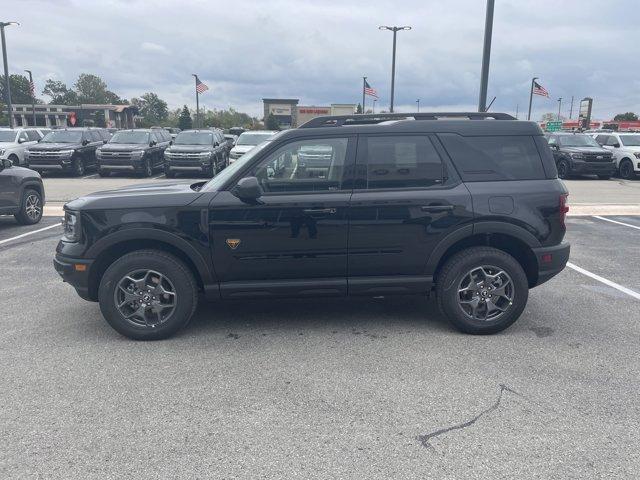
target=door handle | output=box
[420,205,454,212]
[303,208,336,214]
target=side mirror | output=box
[613,143,620,148]
[232,176,263,201]
[82,139,89,146]
[1,158,13,169]
[103,139,108,144]
[169,140,173,145]
[149,140,157,147]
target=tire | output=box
[98,250,198,340]
[8,154,19,166]
[436,247,529,335]
[98,169,110,177]
[14,188,43,225]
[619,159,635,180]
[139,158,152,177]
[597,175,611,180]
[71,156,85,177]
[557,159,570,179]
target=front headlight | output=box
[131,150,145,159]
[0,149,5,156]
[59,149,75,158]
[570,153,584,159]
[634,152,640,159]
[62,211,80,242]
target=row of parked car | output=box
[544,131,640,180]
[0,126,278,178]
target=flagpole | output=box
[24,69,35,126]
[192,74,199,128]
[527,76,537,121]
[362,76,366,114]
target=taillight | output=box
[559,193,569,227]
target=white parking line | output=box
[82,173,99,179]
[151,174,165,180]
[0,223,61,246]
[593,215,640,231]
[567,262,640,301]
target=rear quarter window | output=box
[438,134,546,181]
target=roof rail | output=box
[299,112,516,128]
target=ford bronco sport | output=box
[54,112,570,340]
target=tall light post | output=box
[478,0,495,112]
[416,99,420,112]
[379,25,411,113]
[557,97,562,122]
[1,21,19,128]
[25,69,35,126]
[372,98,377,114]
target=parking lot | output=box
[1,176,639,478]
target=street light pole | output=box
[25,69,35,126]
[557,97,562,122]
[527,77,538,121]
[1,21,19,128]
[478,0,495,112]
[379,25,411,113]
[372,98,377,114]
[416,99,420,112]
[361,76,366,114]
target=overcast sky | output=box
[4,0,639,120]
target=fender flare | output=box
[86,227,217,284]
[19,180,46,204]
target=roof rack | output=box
[299,112,516,128]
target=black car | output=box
[163,129,228,178]
[54,112,570,340]
[96,129,172,177]
[25,128,109,176]
[545,132,615,179]
[0,158,45,225]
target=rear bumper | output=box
[532,242,570,287]
[53,254,94,301]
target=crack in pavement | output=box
[417,383,522,452]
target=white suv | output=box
[593,132,640,179]
[0,128,44,166]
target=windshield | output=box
[109,131,149,144]
[620,135,640,147]
[174,131,214,145]
[236,132,274,146]
[558,135,600,147]
[202,141,272,191]
[0,130,17,142]
[41,131,83,143]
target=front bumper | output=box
[532,242,570,287]
[53,254,94,301]
[28,158,74,170]
[570,161,616,175]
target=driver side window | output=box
[249,138,349,193]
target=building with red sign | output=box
[262,98,356,128]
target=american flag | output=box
[533,80,549,97]
[364,79,378,98]
[195,76,209,94]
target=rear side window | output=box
[439,134,546,181]
[362,135,444,189]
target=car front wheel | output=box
[15,188,43,225]
[436,247,529,335]
[619,159,635,180]
[71,156,85,177]
[557,159,570,179]
[98,250,198,340]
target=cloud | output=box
[4,0,639,120]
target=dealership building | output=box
[262,98,356,128]
[4,104,139,128]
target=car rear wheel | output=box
[619,159,635,179]
[98,250,198,340]
[15,188,43,225]
[436,247,529,335]
[557,159,570,179]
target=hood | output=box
[231,145,255,154]
[65,180,207,211]
[0,142,17,148]
[1,165,42,179]
[28,142,80,151]
[562,146,610,154]
[100,143,147,152]
[168,145,213,153]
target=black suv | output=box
[25,128,109,176]
[54,112,570,340]
[163,129,228,177]
[0,158,45,224]
[96,129,172,177]
[545,132,615,179]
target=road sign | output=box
[546,121,562,132]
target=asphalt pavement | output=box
[1,214,639,479]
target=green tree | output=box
[613,112,638,121]
[133,92,169,127]
[265,113,279,130]
[356,103,363,114]
[0,101,7,126]
[178,105,192,130]
[0,74,40,104]
[540,112,565,122]
[74,73,124,104]
[42,79,78,104]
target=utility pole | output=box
[379,25,411,113]
[192,74,200,128]
[1,21,19,128]
[527,77,538,121]
[373,98,377,114]
[557,97,562,121]
[515,104,519,119]
[362,76,366,114]
[25,69,35,126]
[569,95,574,119]
[478,0,495,112]
[416,99,420,112]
